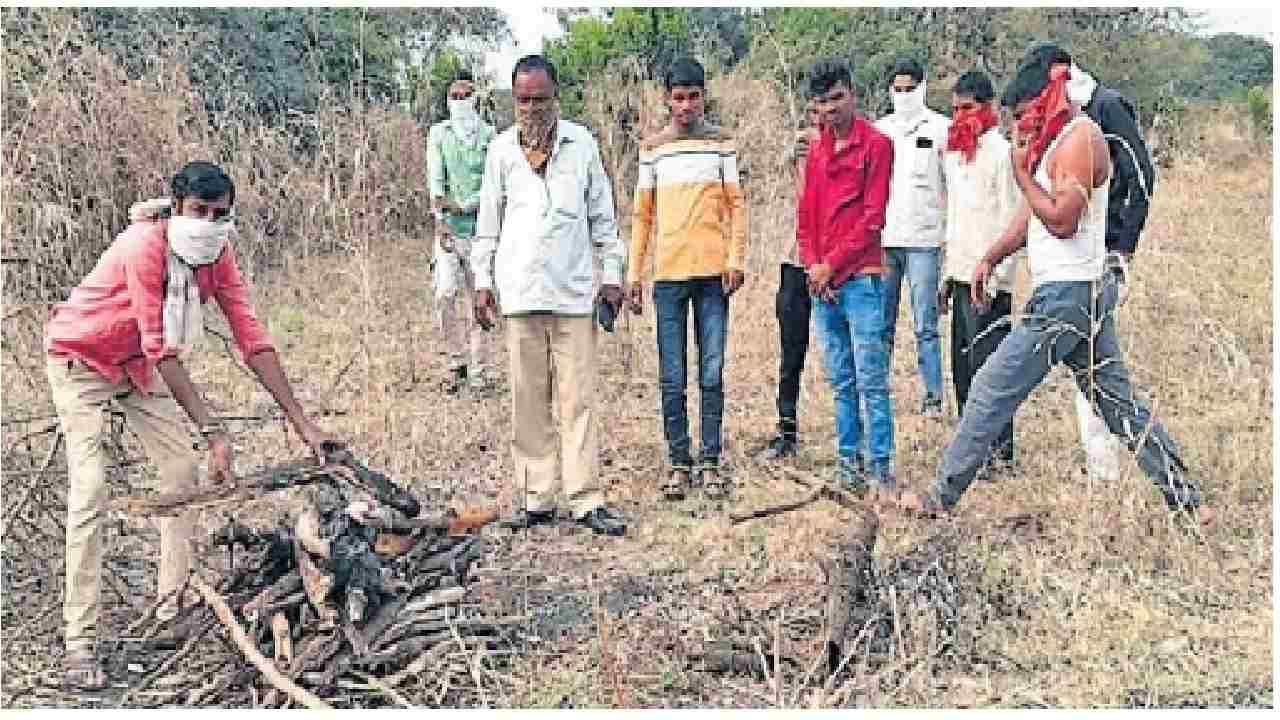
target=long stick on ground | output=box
[190,575,333,711]
[729,486,825,524]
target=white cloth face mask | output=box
[891,80,927,119]
[449,96,481,137]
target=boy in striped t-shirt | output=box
[626,57,748,501]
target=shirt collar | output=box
[827,115,869,156]
[888,111,931,137]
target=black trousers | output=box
[949,282,1014,462]
[775,263,812,431]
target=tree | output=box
[60,8,509,123]
[1199,33,1274,100]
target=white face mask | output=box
[167,214,232,266]
[891,80,927,120]
[1065,63,1098,107]
[448,96,480,136]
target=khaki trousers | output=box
[46,359,199,653]
[504,314,603,517]
[433,234,489,373]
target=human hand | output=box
[474,289,498,331]
[970,257,993,310]
[722,270,745,296]
[625,282,644,315]
[298,422,341,465]
[206,434,234,485]
[807,263,833,297]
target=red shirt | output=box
[44,220,275,393]
[796,115,894,288]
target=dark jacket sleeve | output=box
[1090,89,1155,254]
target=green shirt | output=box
[428,120,495,238]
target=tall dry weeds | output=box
[1,10,431,306]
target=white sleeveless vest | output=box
[1027,116,1110,286]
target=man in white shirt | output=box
[875,57,950,417]
[938,70,1019,473]
[472,55,627,536]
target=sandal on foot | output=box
[661,469,690,501]
[64,652,107,691]
[896,490,949,519]
[701,467,728,500]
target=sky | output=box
[481,5,1274,89]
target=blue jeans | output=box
[813,276,895,477]
[653,278,728,469]
[883,247,944,403]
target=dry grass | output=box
[0,25,1273,708]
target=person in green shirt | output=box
[428,71,496,394]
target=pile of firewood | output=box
[110,449,516,708]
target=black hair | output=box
[453,69,475,84]
[511,54,558,89]
[807,57,853,98]
[1001,56,1053,108]
[664,56,705,91]
[887,56,924,86]
[1022,41,1072,68]
[953,70,994,104]
[171,161,234,204]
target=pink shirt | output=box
[44,220,275,393]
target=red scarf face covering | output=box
[946,104,998,163]
[1015,65,1072,174]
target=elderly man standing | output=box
[472,54,627,536]
[44,161,339,688]
[875,56,950,417]
[428,70,496,394]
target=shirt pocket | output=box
[547,157,586,222]
[910,137,938,188]
[465,148,486,175]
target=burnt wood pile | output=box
[110,449,514,708]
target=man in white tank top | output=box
[898,54,1212,527]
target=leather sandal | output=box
[896,490,949,519]
[64,651,107,691]
[701,467,728,500]
[661,469,690,501]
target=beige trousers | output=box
[46,358,199,653]
[504,314,603,517]
[433,234,489,373]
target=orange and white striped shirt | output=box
[628,125,748,283]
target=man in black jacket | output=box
[1023,42,1157,483]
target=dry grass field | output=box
[0,40,1273,707]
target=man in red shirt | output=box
[796,58,897,492]
[44,161,339,689]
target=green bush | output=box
[1245,85,1272,137]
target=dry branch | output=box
[822,509,879,676]
[191,574,333,710]
[730,486,824,524]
